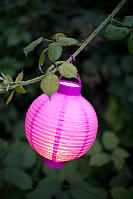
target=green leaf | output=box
[74,159,91,179]
[57,37,78,46]
[110,187,127,199]
[17,0,28,7]
[38,49,47,67]
[6,75,13,83]
[42,164,66,183]
[23,37,43,57]
[128,187,133,198]
[127,35,133,54]
[112,147,129,158]
[6,90,15,105]
[51,33,67,40]
[1,72,7,79]
[15,71,23,82]
[123,15,133,27]
[27,177,61,199]
[3,142,36,169]
[0,138,8,159]
[111,147,129,170]
[66,167,83,184]
[58,61,77,78]
[13,120,26,139]
[86,140,102,156]
[111,155,125,170]
[40,73,59,98]
[0,174,4,190]
[110,167,132,188]
[0,83,6,93]
[48,42,62,62]
[16,86,27,94]
[121,55,133,73]
[27,189,51,199]
[56,190,71,199]
[104,96,124,132]
[70,182,107,199]
[37,177,61,194]
[90,152,111,166]
[104,25,129,41]
[125,75,133,89]
[102,131,119,150]
[3,167,32,190]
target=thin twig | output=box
[2,0,126,91]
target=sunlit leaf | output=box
[57,37,78,46]
[104,25,129,41]
[39,48,48,67]
[57,61,77,78]
[51,33,67,40]
[16,86,27,94]
[1,72,6,79]
[6,90,15,105]
[0,83,6,94]
[6,75,13,83]
[15,71,23,82]
[23,37,43,57]
[48,42,62,62]
[40,73,59,98]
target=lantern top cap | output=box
[58,74,81,96]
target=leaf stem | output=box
[111,18,123,26]
[4,0,127,91]
[42,39,54,43]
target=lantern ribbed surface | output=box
[25,78,98,167]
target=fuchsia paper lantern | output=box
[25,74,98,168]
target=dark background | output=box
[0,0,133,199]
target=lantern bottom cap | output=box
[44,158,65,168]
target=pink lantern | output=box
[25,74,98,168]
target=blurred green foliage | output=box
[0,0,133,199]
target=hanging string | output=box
[70,54,76,64]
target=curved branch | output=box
[2,0,126,91]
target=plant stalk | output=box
[7,0,126,91]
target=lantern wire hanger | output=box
[59,54,81,86]
[70,54,76,64]
[70,55,81,85]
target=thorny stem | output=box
[111,18,123,26]
[67,0,126,62]
[3,0,126,91]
